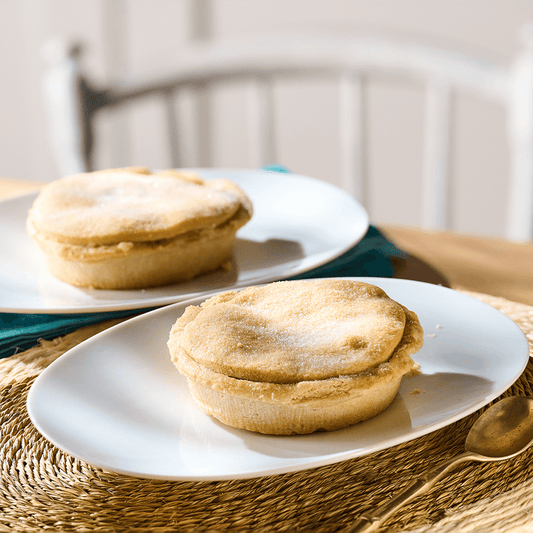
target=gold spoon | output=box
[348,395,533,532]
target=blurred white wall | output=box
[1,0,533,237]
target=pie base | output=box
[185,373,402,435]
[31,219,240,290]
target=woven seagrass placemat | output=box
[1,290,533,532]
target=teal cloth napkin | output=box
[0,166,406,359]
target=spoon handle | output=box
[346,451,478,532]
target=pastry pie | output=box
[26,167,253,289]
[168,279,424,435]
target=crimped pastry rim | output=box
[169,306,423,408]
[27,169,253,246]
[27,204,251,263]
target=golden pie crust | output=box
[168,279,424,435]
[26,167,253,289]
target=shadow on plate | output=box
[234,237,305,269]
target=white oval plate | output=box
[0,169,368,313]
[27,278,530,481]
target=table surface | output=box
[381,225,533,306]
[4,176,532,305]
[2,176,533,532]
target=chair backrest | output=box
[41,33,533,241]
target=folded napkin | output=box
[0,166,406,359]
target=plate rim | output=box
[0,168,369,314]
[26,277,531,481]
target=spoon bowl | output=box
[466,396,533,458]
[349,396,533,532]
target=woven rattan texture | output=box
[1,292,533,532]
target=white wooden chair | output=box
[41,32,533,241]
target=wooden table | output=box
[0,176,43,199]
[3,176,533,532]
[3,176,533,306]
[381,225,533,306]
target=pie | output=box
[26,167,253,289]
[168,279,424,435]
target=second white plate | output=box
[0,169,368,313]
[27,278,530,481]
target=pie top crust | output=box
[168,279,424,405]
[27,167,253,246]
